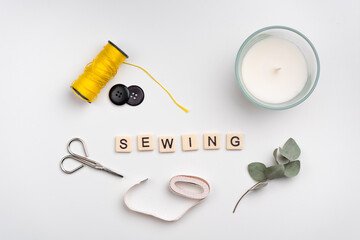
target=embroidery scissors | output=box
[60,138,123,178]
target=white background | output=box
[0,0,359,239]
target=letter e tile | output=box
[137,134,155,151]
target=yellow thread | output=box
[123,62,189,113]
[72,42,127,102]
[71,41,189,113]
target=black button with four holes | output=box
[109,84,130,105]
[109,84,144,106]
[127,85,145,106]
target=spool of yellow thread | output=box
[71,41,188,113]
[71,41,128,102]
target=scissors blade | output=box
[102,167,124,178]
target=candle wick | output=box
[274,67,282,73]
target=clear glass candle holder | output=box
[235,26,320,110]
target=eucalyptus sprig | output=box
[233,138,301,213]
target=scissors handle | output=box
[60,155,84,174]
[60,154,100,174]
[68,152,101,169]
[60,138,124,178]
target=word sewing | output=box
[115,133,243,153]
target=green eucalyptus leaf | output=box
[248,162,267,181]
[273,148,279,164]
[279,138,301,161]
[284,160,301,177]
[264,164,285,179]
[273,148,290,165]
[251,182,268,190]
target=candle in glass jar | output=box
[241,37,308,104]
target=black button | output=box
[109,84,130,105]
[127,85,145,106]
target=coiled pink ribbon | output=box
[124,175,210,222]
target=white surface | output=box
[242,37,308,103]
[0,0,359,239]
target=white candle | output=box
[241,37,308,104]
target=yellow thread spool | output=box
[71,41,128,102]
[71,41,189,113]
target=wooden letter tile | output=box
[158,136,176,153]
[137,134,154,151]
[203,133,220,150]
[115,136,132,153]
[181,134,199,151]
[226,133,243,150]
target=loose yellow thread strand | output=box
[71,42,188,112]
[123,62,189,113]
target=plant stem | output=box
[232,181,264,213]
